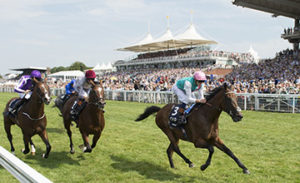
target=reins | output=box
[22,112,45,121]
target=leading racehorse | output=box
[135,82,250,174]
[3,78,52,158]
[59,81,105,154]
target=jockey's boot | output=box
[177,107,186,125]
[8,99,25,118]
[70,99,86,125]
[70,99,80,121]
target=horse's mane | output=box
[205,85,224,101]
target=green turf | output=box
[0,92,299,183]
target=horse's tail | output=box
[135,106,161,121]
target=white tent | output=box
[93,63,114,74]
[117,23,217,52]
[48,70,84,82]
[174,24,217,45]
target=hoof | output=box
[189,163,195,168]
[21,148,29,154]
[243,169,250,174]
[200,164,208,171]
[42,153,48,159]
[70,149,75,154]
[31,152,36,156]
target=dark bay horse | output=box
[135,83,250,174]
[3,78,52,158]
[60,81,105,153]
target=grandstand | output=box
[233,0,300,51]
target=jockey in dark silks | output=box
[60,79,75,105]
[7,70,42,117]
[70,70,96,121]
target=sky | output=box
[0,0,294,75]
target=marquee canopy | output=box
[117,23,217,53]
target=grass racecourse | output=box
[0,92,300,183]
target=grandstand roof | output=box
[117,24,217,53]
[233,0,300,19]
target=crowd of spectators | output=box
[1,49,299,95]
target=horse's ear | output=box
[223,82,231,90]
[33,77,39,84]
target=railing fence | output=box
[1,87,299,113]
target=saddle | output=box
[169,104,196,128]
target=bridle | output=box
[205,91,236,113]
[88,86,106,109]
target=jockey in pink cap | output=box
[171,71,207,125]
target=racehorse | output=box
[60,81,105,153]
[135,83,250,174]
[3,78,52,158]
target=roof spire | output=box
[190,10,193,25]
[166,15,170,29]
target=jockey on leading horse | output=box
[70,69,96,121]
[7,70,42,118]
[171,70,207,126]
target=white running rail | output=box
[0,146,52,183]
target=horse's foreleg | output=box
[80,132,92,153]
[200,146,214,171]
[214,138,250,174]
[38,130,51,158]
[64,121,74,154]
[4,121,15,153]
[91,131,101,149]
[29,139,36,155]
[22,134,30,155]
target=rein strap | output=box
[22,112,45,121]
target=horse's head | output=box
[221,82,243,122]
[89,80,106,109]
[33,78,52,105]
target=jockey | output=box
[70,70,96,121]
[171,71,207,125]
[60,79,75,105]
[8,70,42,117]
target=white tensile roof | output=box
[117,23,217,52]
[93,63,113,71]
[49,70,84,77]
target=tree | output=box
[68,61,88,71]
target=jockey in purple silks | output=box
[7,70,42,117]
[171,71,207,125]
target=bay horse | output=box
[135,83,250,174]
[3,78,52,158]
[60,81,105,153]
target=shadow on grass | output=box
[46,127,65,133]
[110,155,195,182]
[23,148,81,168]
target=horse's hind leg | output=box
[4,120,15,153]
[214,138,250,174]
[29,139,36,155]
[38,130,51,158]
[165,131,194,168]
[167,143,175,168]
